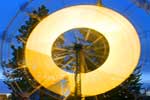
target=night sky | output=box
[0,0,150,91]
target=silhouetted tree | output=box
[3,5,57,100]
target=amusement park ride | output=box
[0,0,149,100]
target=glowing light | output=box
[25,5,140,96]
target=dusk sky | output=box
[0,0,150,89]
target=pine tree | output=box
[97,66,142,100]
[83,66,142,100]
[3,5,57,100]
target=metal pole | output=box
[74,48,82,99]
[74,42,82,100]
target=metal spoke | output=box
[53,47,68,51]
[64,58,75,66]
[84,54,97,67]
[84,52,102,58]
[53,55,67,61]
[10,83,20,95]
[53,51,70,56]
[13,65,26,72]
[14,81,23,93]
[59,35,65,41]
[86,36,103,49]
[86,46,104,50]
[28,85,42,96]
[85,29,91,41]
[92,36,103,44]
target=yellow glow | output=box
[25,5,140,96]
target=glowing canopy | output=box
[25,5,140,96]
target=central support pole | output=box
[74,43,82,99]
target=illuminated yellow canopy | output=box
[25,5,140,97]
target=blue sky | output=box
[0,0,150,87]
